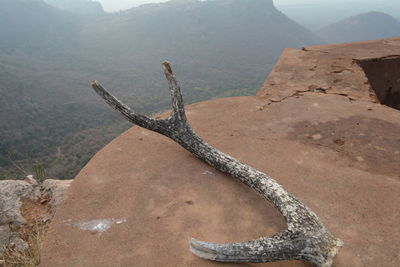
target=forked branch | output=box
[91,62,343,266]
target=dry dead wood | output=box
[91,62,343,266]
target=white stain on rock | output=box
[64,218,126,235]
[115,218,127,224]
[202,170,214,176]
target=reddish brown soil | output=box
[20,198,50,225]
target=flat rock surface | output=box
[258,37,400,104]
[42,93,400,266]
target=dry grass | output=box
[1,222,48,267]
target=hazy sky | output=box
[97,0,167,11]
[96,0,321,12]
[97,0,398,12]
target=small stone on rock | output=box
[24,174,37,185]
[311,134,322,140]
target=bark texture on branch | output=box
[91,62,343,266]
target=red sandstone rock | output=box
[42,94,400,266]
[258,37,400,105]
[42,38,400,266]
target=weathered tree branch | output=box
[91,62,343,266]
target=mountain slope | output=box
[0,0,126,179]
[317,11,400,43]
[44,0,104,15]
[0,0,85,59]
[275,0,400,31]
[79,0,324,107]
[0,0,323,179]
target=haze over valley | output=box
[1,0,399,180]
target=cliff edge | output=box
[42,37,400,266]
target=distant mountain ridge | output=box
[275,0,400,31]
[44,0,104,14]
[318,11,400,43]
[0,0,323,179]
[0,0,83,57]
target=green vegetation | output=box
[33,164,46,183]
[0,0,323,179]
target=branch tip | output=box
[162,61,174,76]
[189,238,218,261]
